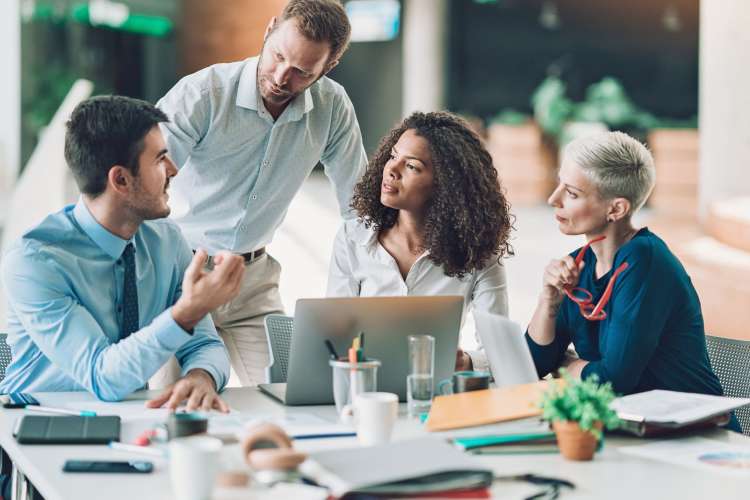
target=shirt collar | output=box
[235,56,315,122]
[73,198,132,259]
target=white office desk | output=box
[1,387,749,500]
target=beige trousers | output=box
[149,253,284,389]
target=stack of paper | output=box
[611,390,750,436]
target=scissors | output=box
[563,235,629,321]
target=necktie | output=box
[121,243,139,339]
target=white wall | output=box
[699,1,750,215]
[0,0,20,199]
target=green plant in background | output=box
[530,75,698,145]
[538,369,621,440]
[531,76,575,138]
[488,108,530,126]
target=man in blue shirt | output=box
[157,0,368,386]
[0,96,242,411]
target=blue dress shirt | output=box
[0,200,230,400]
[157,56,367,254]
[526,228,723,397]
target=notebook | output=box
[299,437,493,497]
[14,415,121,444]
[611,390,750,437]
[425,381,551,432]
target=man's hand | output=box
[146,369,229,413]
[172,249,245,331]
[455,349,473,371]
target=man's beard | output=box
[129,181,170,221]
[255,48,322,107]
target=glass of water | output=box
[407,334,435,418]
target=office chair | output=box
[264,315,294,384]
[0,333,11,383]
[705,335,750,435]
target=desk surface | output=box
[1,388,749,500]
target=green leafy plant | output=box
[538,369,621,440]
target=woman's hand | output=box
[540,255,584,306]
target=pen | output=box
[108,441,167,458]
[324,339,339,360]
[26,406,97,417]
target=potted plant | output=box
[538,370,620,461]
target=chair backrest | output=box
[264,315,294,384]
[0,333,12,382]
[705,335,750,435]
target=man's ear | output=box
[607,197,631,222]
[108,165,132,196]
[323,58,340,75]
[264,17,277,41]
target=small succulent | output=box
[538,369,621,439]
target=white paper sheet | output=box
[610,390,750,424]
[619,437,750,476]
[209,412,354,440]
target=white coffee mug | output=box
[353,392,399,446]
[169,435,223,500]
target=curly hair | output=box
[351,111,514,278]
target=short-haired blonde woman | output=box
[526,131,737,430]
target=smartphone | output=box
[62,460,154,474]
[2,393,40,408]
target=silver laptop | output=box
[259,296,463,405]
[473,311,539,387]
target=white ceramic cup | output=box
[353,392,399,446]
[169,435,223,500]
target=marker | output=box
[26,406,97,417]
[324,339,339,360]
[108,441,167,458]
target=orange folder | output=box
[425,381,555,432]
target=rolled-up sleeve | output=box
[320,90,368,218]
[525,307,572,378]
[157,78,211,169]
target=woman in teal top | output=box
[525,131,738,431]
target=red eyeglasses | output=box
[564,235,629,321]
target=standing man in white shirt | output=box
[157,0,367,386]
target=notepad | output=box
[14,415,121,444]
[425,381,552,432]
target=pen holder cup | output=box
[329,358,381,421]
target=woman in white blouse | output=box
[326,111,514,372]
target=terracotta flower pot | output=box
[552,420,602,461]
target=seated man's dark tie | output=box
[121,243,139,339]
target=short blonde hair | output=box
[563,131,656,214]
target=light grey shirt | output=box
[326,219,510,372]
[157,57,367,254]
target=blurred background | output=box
[0,0,748,345]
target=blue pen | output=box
[291,432,357,440]
[26,406,97,417]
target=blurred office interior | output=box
[0,0,748,344]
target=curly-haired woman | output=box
[326,111,514,372]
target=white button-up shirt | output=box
[326,219,509,372]
[157,57,367,254]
